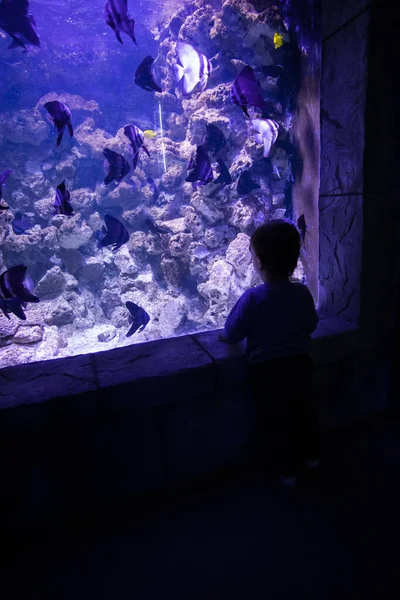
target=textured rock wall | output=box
[319,0,399,340]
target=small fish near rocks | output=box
[174,42,212,97]
[44,101,73,147]
[96,213,129,251]
[54,181,74,215]
[125,301,150,337]
[123,125,150,171]
[104,0,137,45]
[134,56,161,93]
[0,265,39,320]
[0,0,40,51]
[186,145,213,187]
[103,148,131,185]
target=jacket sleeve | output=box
[223,291,251,343]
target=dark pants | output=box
[249,354,320,477]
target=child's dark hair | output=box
[251,219,300,278]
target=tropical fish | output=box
[144,216,171,235]
[147,177,160,202]
[274,32,284,49]
[213,158,232,186]
[123,125,150,171]
[11,212,35,234]
[143,129,157,139]
[96,213,129,251]
[0,264,39,320]
[103,148,130,185]
[134,56,161,93]
[186,145,213,186]
[0,168,12,202]
[54,181,73,215]
[250,118,279,157]
[125,301,150,337]
[230,66,266,118]
[44,101,73,147]
[0,203,9,211]
[237,170,260,196]
[297,214,308,243]
[192,244,209,260]
[202,123,226,156]
[174,41,212,97]
[104,0,137,45]
[0,0,40,51]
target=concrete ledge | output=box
[0,318,360,411]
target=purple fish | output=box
[297,214,308,243]
[134,56,161,93]
[96,213,129,251]
[237,170,260,196]
[0,265,39,305]
[103,148,131,185]
[44,101,73,147]
[230,66,266,118]
[12,211,35,234]
[125,301,150,337]
[0,0,40,51]
[186,145,213,187]
[123,125,150,171]
[54,181,73,216]
[202,123,226,156]
[213,159,232,185]
[104,0,137,46]
[0,168,12,202]
[144,216,171,236]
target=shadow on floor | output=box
[3,410,400,599]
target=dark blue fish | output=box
[134,56,161,93]
[123,125,150,171]
[202,124,226,156]
[54,181,74,215]
[44,101,73,147]
[12,211,35,234]
[237,170,260,195]
[186,145,213,186]
[147,177,160,202]
[104,0,137,46]
[0,0,40,51]
[144,216,171,235]
[96,213,129,251]
[125,301,150,337]
[0,296,26,320]
[103,148,131,185]
[0,264,39,322]
[0,168,12,202]
[230,66,266,118]
[297,214,308,243]
[213,158,232,185]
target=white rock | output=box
[13,325,43,345]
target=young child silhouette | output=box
[221,220,320,486]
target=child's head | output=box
[250,219,300,282]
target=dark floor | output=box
[4,410,400,599]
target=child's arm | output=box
[221,291,251,343]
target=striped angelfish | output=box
[250,118,279,157]
[123,125,150,170]
[174,42,212,97]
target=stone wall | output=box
[319,0,399,333]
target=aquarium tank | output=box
[0,0,320,368]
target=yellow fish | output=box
[144,130,157,139]
[273,32,284,49]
